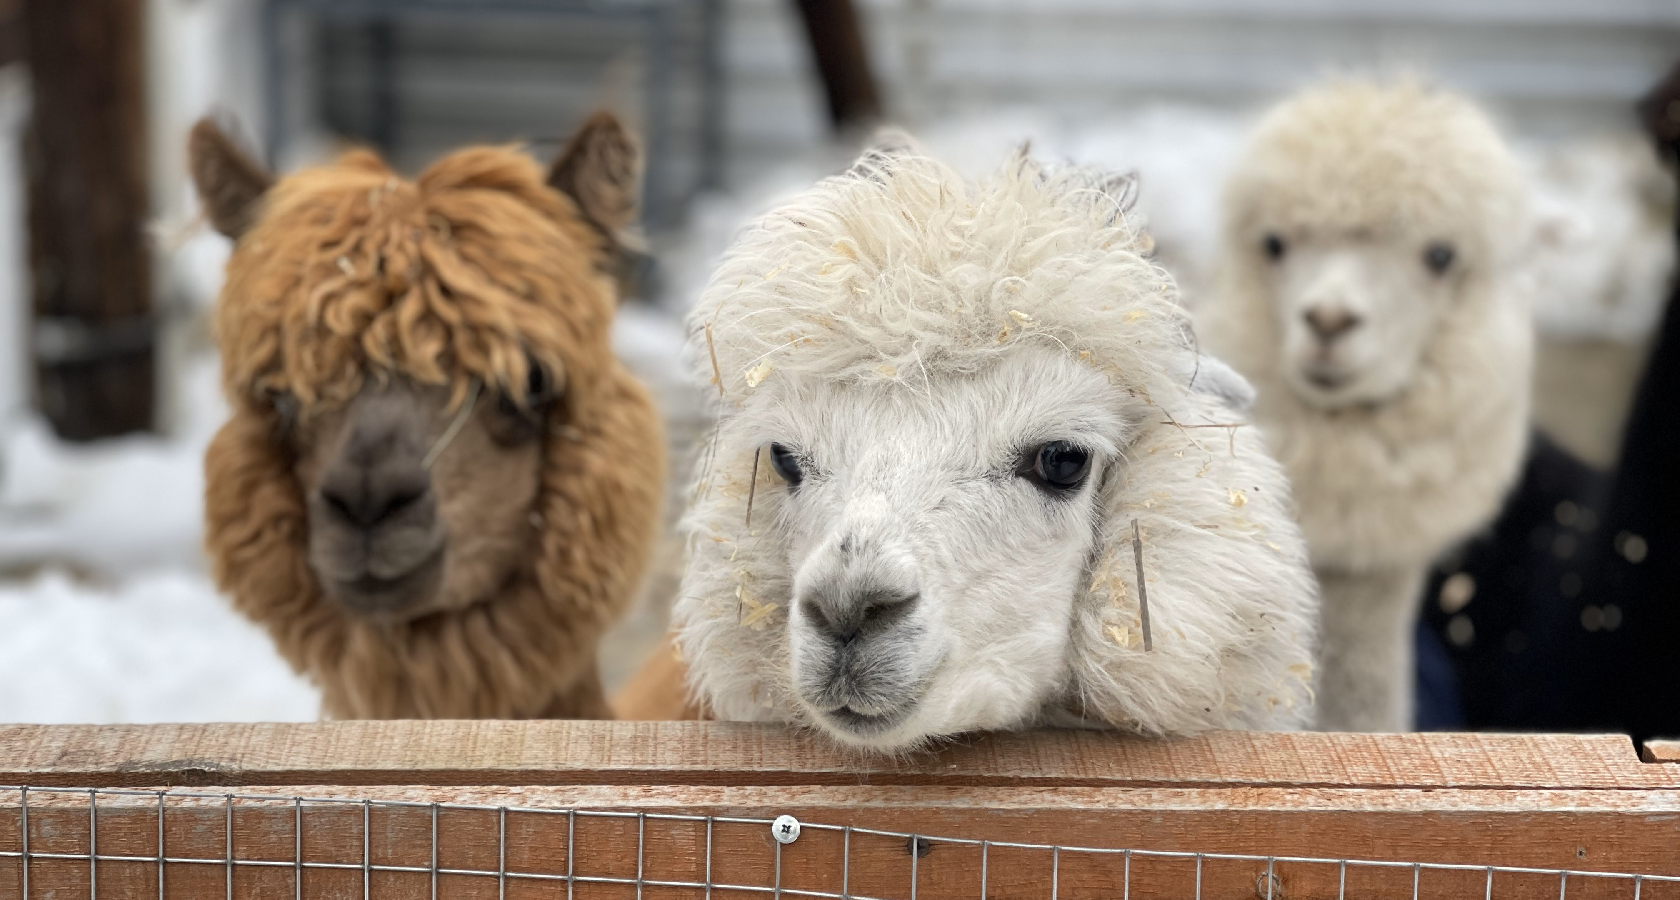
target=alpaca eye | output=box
[498,360,557,419]
[1019,441,1092,493]
[1423,242,1455,275]
[262,389,300,442]
[769,443,803,487]
[1262,233,1287,261]
[524,362,556,407]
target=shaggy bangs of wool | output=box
[675,144,1319,738]
[697,151,1193,400]
[205,143,663,719]
[218,146,613,415]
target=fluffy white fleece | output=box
[1199,81,1533,731]
[671,139,1319,747]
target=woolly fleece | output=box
[673,141,1319,738]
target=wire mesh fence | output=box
[2,784,1678,900]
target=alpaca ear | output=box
[548,111,642,246]
[188,116,273,240]
[1175,353,1257,412]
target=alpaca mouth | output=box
[1303,366,1351,390]
[323,550,446,619]
[820,701,914,736]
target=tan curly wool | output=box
[202,138,664,719]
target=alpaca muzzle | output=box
[790,538,933,738]
[306,384,448,618]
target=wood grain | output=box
[5,724,1680,898]
[1,722,1672,790]
[1643,740,1680,763]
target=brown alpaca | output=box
[192,113,665,719]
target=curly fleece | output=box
[204,145,664,718]
[674,142,1320,735]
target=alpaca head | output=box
[193,114,666,719]
[192,115,640,623]
[676,138,1318,751]
[1219,81,1526,410]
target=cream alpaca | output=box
[673,138,1319,751]
[1199,81,1533,732]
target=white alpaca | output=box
[1198,81,1533,732]
[672,138,1319,752]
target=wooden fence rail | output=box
[1,722,1677,900]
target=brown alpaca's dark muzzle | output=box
[305,382,448,619]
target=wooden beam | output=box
[4,725,1680,898]
[2,783,1679,899]
[1,722,1674,791]
[1644,740,1680,763]
[21,0,154,440]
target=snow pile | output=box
[0,566,318,723]
[0,354,225,576]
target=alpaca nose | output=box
[800,588,921,644]
[1303,306,1362,343]
[317,403,434,530]
[318,465,431,528]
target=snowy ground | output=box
[0,568,319,722]
[0,105,1670,724]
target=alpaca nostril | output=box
[802,588,920,644]
[1303,307,1361,342]
[860,590,920,632]
[799,595,837,635]
[319,472,432,529]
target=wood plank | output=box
[3,783,1679,900]
[1643,740,1680,763]
[1,722,1674,790]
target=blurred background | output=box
[0,0,1675,732]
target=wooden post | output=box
[21,0,154,440]
[789,0,882,135]
[1,724,1680,899]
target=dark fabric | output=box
[1418,432,1614,730]
[1414,619,1466,731]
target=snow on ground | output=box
[0,567,318,723]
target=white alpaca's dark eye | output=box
[770,443,803,487]
[1424,242,1455,275]
[1020,441,1092,493]
[1262,233,1287,261]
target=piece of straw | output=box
[422,379,481,469]
[1132,518,1153,651]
